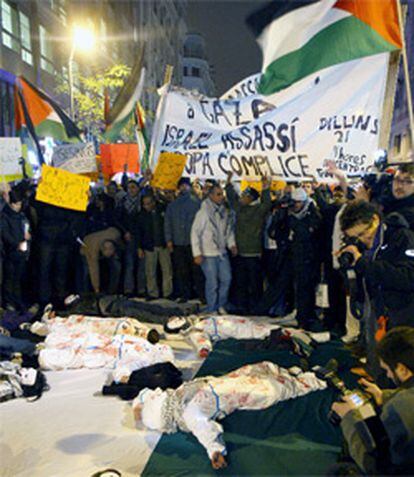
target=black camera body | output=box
[313,360,371,426]
[338,237,362,271]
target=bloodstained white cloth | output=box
[133,361,327,459]
[39,333,174,382]
[187,315,329,355]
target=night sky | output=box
[186,0,268,96]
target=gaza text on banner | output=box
[52,143,97,174]
[36,164,90,212]
[151,54,389,182]
[151,152,187,190]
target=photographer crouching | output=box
[337,200,414,380]
[330,327,414,475]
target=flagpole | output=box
[396,0,414,148]
[148,64,174,170]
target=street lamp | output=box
[68,25,96,120]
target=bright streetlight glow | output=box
[72,25,96,53]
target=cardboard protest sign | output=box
[150,54,389,182]
[241,179,286,192]
[151,152,187,190]
[100,144,139,177]
[52,143,97,174]
[0,138,22,179]
[36,165,90,212]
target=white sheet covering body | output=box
[134,361,327,459]
[187,315,329,355]
[40,333,174,383]
[35,314,152,339]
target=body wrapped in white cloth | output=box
[133,361,326,465]
[39,333,174,382]
[183,315,329,357]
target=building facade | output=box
[0,0,187,136]
[389,0,414,161]
[182,32,215,97]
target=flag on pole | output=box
[15,77,81,142]
[247,0,402,95]
[134,102,150,171]
[104,47,146,142]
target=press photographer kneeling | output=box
[330,327,414,475]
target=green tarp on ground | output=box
[142,339,357,476]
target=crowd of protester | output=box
[1,154,414,475]
[0,159,413,338]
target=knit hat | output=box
[177,177,191,188]
[291,188,308,202]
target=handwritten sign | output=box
[241,179,286,192]
[151,152,187,190]
[52,143,97,174]
[0,138,22,177]
[100,144,140,177]
[36,165,90,212]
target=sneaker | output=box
[218,307,227,315]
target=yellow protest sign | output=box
[36,164,90,212]
[241,178,287,192]
[151,152,187,190]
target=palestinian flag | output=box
[104,48,146,142]
[247,0,402,95]
[134,102,150,171]
[15,77,81,142]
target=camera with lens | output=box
[313,360,372,426]
[338,237,361,271]
[360,150,394,205]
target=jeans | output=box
[200,255,232,312]
[3,254,26,310]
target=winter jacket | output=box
[225,184,271,256]
[137,204,167,251]
[1,205,29,257]
[164,192,200,246]
[191,199,235,257]
[354,213,414,327]
[383,194,414,231]
[341,376,414,475]
[34,201,84,245]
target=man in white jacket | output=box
[191,184,237,313]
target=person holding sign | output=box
[225,172,272,313]
[191,183,236,313]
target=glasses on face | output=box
[394,177,414,187]
[347,221,373,241]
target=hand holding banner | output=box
[36,165,90,212]
[151,152,187,190]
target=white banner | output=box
[0,138,22,176]
[151,54,389,181]
[52,143,97,174]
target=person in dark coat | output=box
[1,189,30,311]
[137,194,173,300]
[164,178,203,302]
[287,187,322,330]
